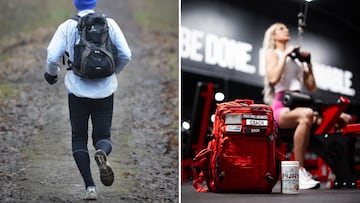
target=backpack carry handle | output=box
[233,99,254,105]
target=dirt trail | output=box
[0,0,178,202]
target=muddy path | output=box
[0,0,178,202]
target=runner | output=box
[44,0,131,200]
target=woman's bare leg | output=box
[278,107,314,167]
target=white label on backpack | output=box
[225,114,242,124]
[225,125,242,132]
[245,119,268,126]
[242,114,268,119]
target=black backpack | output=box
[70,13,119,79]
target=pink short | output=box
[271,91,286,124]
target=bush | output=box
[0,0,73,40]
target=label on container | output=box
[281,161,299,194]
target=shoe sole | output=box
[311,182,321,189]
[84,193,97,200]
[300,182,321,190]
[95,150,114,186]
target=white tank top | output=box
[274,49,303,93]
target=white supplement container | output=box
[281,161,299,194]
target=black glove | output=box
[44,72,57,85]
[289,48,311,64]
[301,52,311,64]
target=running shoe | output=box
[95,150,114,186]
[299,167,321,189]
[83,186,97,200]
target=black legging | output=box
[68,93,113,188]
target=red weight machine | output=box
[181,82,215,182]
[278,92,360,189]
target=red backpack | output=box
[192,99,284,193]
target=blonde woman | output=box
[262,22,320,189]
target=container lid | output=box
[281,161,299,166]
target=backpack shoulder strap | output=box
[192,148,211,192]
[63,15,81,67]
[63,51,73,69]
[71,15,80,22]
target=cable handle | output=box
[296,0,310,48]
